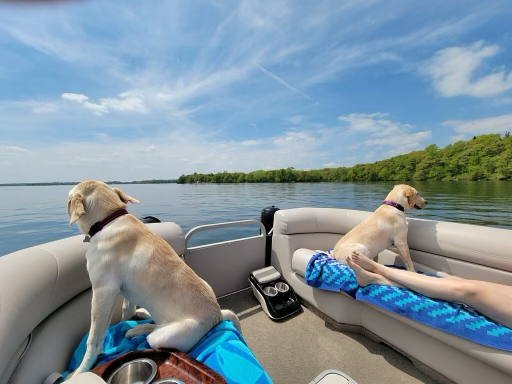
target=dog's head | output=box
[67,180,140,234]
[389,184,428,210]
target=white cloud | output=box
[98,92,147,113]
[284,115,307,125]
[137,146,161,152]
[0,145,30,153]
[323,162,340,168]
[273,130,317,145]
[338,113,431,152]
[442,114,512,134]
[61,92,147,115]
[492,97,512,105]
[62,93,89,103]
[365,131,432,149]
[424,41,512,97]
[449,134,466,142]
[32,103,58,114]
[82,101,108,115]
[75,156,115,164]
[241,140,259,146]
[338,113,411,136]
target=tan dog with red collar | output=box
[66,180,240,378]
[331,184,427,272]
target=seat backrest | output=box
[272,208,512,284]
[0,222,185,384]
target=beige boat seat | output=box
[0,222,185,384]
[271,207,512,384]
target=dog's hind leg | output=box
[352,243,371,258]
[146,319,207,352]
[125,323,157,339]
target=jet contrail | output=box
[257,65,318,104]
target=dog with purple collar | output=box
[331,184,428,272]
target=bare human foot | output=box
[345,255,382,287]
[351,250,385,274]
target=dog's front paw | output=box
[125,323,156,339]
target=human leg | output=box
[350,250,512,328]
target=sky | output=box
[1,0,512,183]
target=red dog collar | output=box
[88,209,129,238]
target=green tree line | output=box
[177,133,512,184]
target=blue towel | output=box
[305,251,512,352]
[64,320,272,384]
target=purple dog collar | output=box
[88,209,129,238]
[382,200,405,212]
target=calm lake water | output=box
[1,181,511,256]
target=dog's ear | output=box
[68,193,85,225]
[113,188,140,204]
[404,187,414,206]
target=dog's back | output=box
[332,205,400,261]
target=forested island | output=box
[177,133,512,184]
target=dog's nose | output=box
[424,201,428,205]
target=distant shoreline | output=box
[2,179,512,187]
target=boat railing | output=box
[184,220,266,298]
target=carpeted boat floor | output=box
[219,289,440,384]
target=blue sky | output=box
[1,0,512,182]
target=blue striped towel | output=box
[64,320,272,384]
[305,251,512,352]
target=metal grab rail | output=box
[184,219,266,253]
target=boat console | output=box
[249,266,301,320]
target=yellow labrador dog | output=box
[67,180,240,377]
[331,184,427,271]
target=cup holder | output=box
[275,282,289,293]
[107,358,157,384]
[263,286,278,297]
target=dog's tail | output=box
[221,309,242,334]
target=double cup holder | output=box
[249,266,301,320]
